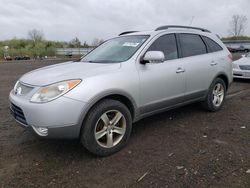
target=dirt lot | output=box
[0,60,250,188]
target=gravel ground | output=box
[0,60,250,188]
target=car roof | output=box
[120,26,223,48]
[119,25,215,37]
[122,29,210,36]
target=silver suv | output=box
[10,25,233,156]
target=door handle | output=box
[176,67,185,73]
[210,61,217,66]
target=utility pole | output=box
[189,16,195,26]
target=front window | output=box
[81,35,149,63]
[147,34,178,61]
[246,53,250,57]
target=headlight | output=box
[30,79,81,103]
[13,80,19,91]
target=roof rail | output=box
[119,31,138,36]
[155,25,211,33]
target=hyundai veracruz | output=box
[10,25,233,156]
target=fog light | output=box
[32,126,48,136]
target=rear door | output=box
[177,33,216,99]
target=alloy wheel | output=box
[212,83,225,107]
[94,110,126,148]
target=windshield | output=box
[247,53,250,57]
[81,35,149,63]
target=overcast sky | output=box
[0,0,250,43]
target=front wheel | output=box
[81,99,132,156]
[202,78,226,112]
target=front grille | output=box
[239,65,250,70]
[233,73,243,76]
[10,103,27,125]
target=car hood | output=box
[233,57,250,65]
[20,61,121,86]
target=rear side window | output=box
[202,36,223,52]
[179,34,207,58]
[147,34,178,60]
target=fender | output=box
[211,72,230,90]
[76,89,139,134]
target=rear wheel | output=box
[81,99,132,156]
[202,78,226,112]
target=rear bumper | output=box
[9,90,87,139]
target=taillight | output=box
[228,53,233,62]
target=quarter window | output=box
[147,34,178,61]
[202,36,223,52]
[179,34,207,58]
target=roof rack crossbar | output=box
[119,31,138,36]
[155,25,211,33]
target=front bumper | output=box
[9,90,87,139]
[233,68,250,79]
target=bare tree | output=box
[91,38,104,47]
[69,37,81,48]
[228,15,247,36]
[28,29,44,43]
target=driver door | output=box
[137,34,186,114]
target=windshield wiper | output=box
[74,58,81,62]
[79,60,95,63]
[83,60,119,63]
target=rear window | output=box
[179,34,207,58]
[202,36,223,52]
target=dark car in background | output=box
[227,47,237,53]
[14,56,31,60]
[226,46,249,53]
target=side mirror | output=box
[141,51,165,64]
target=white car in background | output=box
[233,53,250,79]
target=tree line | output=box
[0,29,103,59]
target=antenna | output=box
[189,16,195,26]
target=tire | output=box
[81,99,132,156]
[202,78,226,112]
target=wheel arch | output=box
[212,73,230,91]
[102,94,136,119]
[78,91,138,138]
[216,73,229,90]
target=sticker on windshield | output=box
[122,42,140,47]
